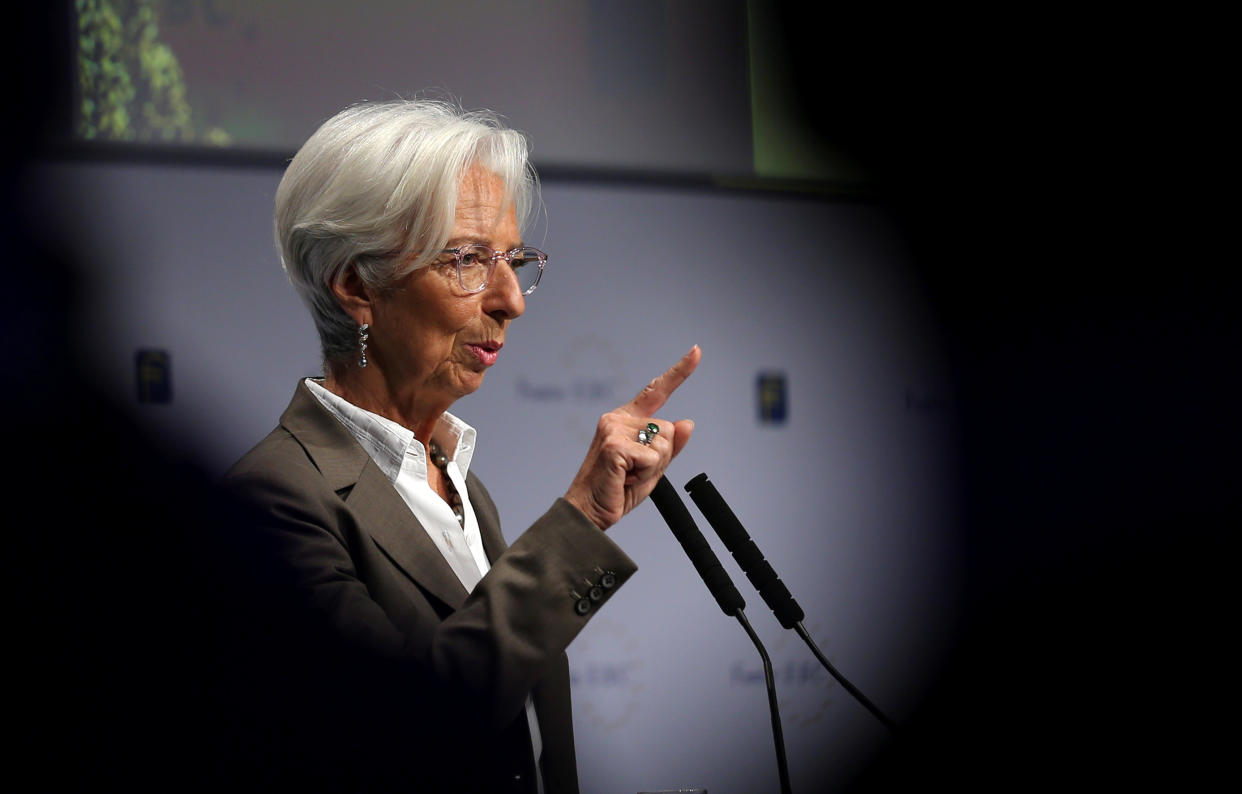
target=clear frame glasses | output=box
[439,244,547,296]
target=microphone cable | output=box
[649,476,793,794]
[684,472,897,733]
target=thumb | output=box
[671,418,695,459]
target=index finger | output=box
[620,345,701,417]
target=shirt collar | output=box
[303,378,476,483]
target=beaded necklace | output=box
[428,440,465,528]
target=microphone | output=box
[648,475,791,794]
[648,476,745,617]
[684,472,804,629]
[683,472,897,733]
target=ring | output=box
[637,423,660,445]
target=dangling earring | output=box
[357,323,370,368]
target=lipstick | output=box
[465,341,502,366]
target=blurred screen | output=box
[72,0,755,175]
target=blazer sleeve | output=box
[222,428,637,734]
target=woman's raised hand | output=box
[564,345,701,530]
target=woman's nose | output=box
[482,257,525,320]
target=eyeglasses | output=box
[439,244,547,295]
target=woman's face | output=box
[367,164,525,410]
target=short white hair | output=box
[274,99,539,362]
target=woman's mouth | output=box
[465,341,502,366]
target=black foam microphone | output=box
[649,476,745,617]
[684,472,897,733]
[649,476,793,793]
[684,472,804,628]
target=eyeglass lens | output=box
[457,245,543,294]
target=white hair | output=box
[274,99,539,363]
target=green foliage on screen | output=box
[76,0,227,145]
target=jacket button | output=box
[600,572,617,589]
[575,598,592,615]
[588,585,604,602]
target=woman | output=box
[225,100,699,793]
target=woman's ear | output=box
[330,266,374,326]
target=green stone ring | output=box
[637,422,660,446]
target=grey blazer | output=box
[223,381,637,793]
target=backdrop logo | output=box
[729,623,835,728]
[568,617,645,733]
[136,349,172,404]
[515,334,629,441]
[757,371,787,424]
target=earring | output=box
[357,323,370,368]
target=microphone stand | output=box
[650,477,793,794]
[684,473,897,734]
[735,609,791,794]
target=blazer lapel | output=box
[279,380,470,610]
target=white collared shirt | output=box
[304,378,544,791]
[305,378,489,588]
